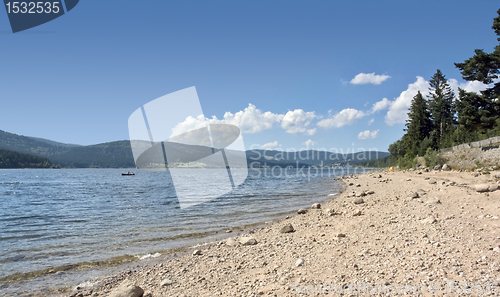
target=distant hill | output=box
[0,149,54,168]
[0,129,390,168]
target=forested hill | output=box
[0,149,54,168]
[0,129,389,168]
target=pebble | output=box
[280,223,294,234]
[295,258,305,267]
[239,237,258,246]
[353,198,364,205]
[311,203,321,209]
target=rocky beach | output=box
[55,167,500,297]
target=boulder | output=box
[365,190,375,195]
[160,279,174,286]
[239,237,257,246]
[442,164,451,171]
[324,208,335,216]
[428,179,437,185]
[226,238,238,246]
[280,223,295,233]
[109,280,144,297]
[474,184,490,193]
[297,209,308,215]
[488,184,499,192]
[355,191,366,197]
[434,165,442,171]
[352,209,362,216]
[311,203,321,209]
[410,192,419,199]
[353,198,364,205]
[192,250,202,255]
[421,216,437,224]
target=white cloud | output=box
[368,118,374,125]
[281,109,317,134]
[350,73,391,85]
[171,114,207,137]
[302,139,317,146]
[306,128,317,135]
[317,108,366,129]
[385,76,430,125]
[208,103,283,134]
[260,141,281,149]
[358,129,379,140]
[371,98,391,113]
[448,78,489,95]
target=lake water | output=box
[0,167,360,295]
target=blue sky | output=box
[1,0,499,152]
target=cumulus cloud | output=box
[207,103,283,134]
[350,73,391,85]
[368,118,374,125]
[371,98,391,113]
[302,139,317,146]
[317,108,366,129]
[358,129,379,140]
[448,79,489,95]
[171,114,207,137]
[260,141,281,149]
[384,76,430,126]
[281,109,317,134]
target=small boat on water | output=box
[122,172,135,176]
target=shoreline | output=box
[1,177,347,297]
[60,167,500,297]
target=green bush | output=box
[398,154,416,169]
[424,148,447,168]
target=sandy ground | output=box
[65,169,500,297]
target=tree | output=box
[455,9,500,104]
[456,88,496,131]
[404,91,433,157]
[427,69,455,147]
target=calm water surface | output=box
[0,167,359,294]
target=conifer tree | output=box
[427,69,455,147]
[455,9,500,123]
[404,91,432,157]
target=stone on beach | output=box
[192,250,202,255]
[421,216,437,224]
[442,164,451,171]
[280,223,294,233]
[311,203,321,209]
[324,208,335,216]
[352,209,362,216]
[239,237,258,246]
[226,238,238,246]
[160,279,174,286]
[488,184,499,192]
[353,198,364,205]
[297,209,308,214]
[109,280,144,297]
[295,258,304,267]
[475,184,490,192]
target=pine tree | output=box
[456,88,496,132]
[427,69,455,147]
[404,91,433,157]
[455,9,500,112]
